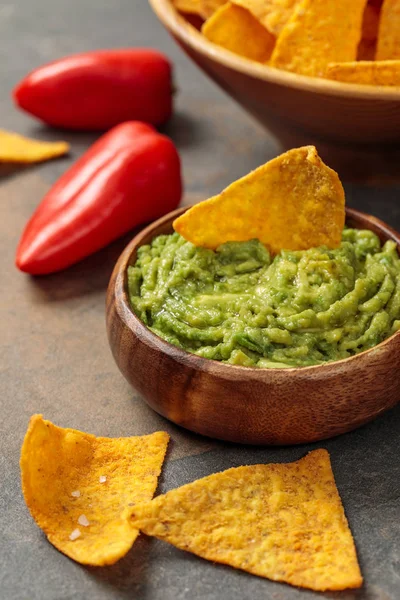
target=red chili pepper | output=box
[13,49,173,130]
[16,121,182,275]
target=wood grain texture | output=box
[149,0,400,179]
[106,207,400,445]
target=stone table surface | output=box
[1,1,399,599]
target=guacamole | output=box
[127,229,400,368]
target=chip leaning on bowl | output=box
[172,0,400,86]
[127,146,400,369]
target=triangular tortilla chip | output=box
[326,60,400,86]
[232,0,301,35]
[201,0,227,18]
[0,129,69,163]
[270,0,367,77]
[202,3,276,62]
[20,415,169,566]
[173,146,345,253]
[172,0,225,18]
[130,450,362,591]
[376,0,400,60]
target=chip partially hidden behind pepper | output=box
[0,129,69,163]
[20,415,169,566]
[129,449,363,591]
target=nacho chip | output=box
[173,146,345,253]
[326,60,400,86]
[172,0,225,18]
[232,0,301,35]
[172,0,203,15]
[0,129,69,163]
[130,450,362,591]
[20,414,169,566]
[270,0,367,77]
[201,0,227,18]
[202,3,275,62]
[376,0,400,59]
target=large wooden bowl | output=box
[106,207,400,445]
[149,0,400,179]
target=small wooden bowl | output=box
[106,207,400,445]
[149,0,400,179]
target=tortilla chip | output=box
[20,414,169,566]
[376,0,400,59]
[270,0,367,77]
[201,0,227,18]
[0,129,69,163]
[202,3,275,62]
[130,450,362,591]
[173,146,345,253]
[172,0,225,18]
[232,0,301,35]
[326,60,400,86]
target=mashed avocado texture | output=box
[128,230,400,368]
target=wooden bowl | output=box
[149,0,400,180]
[106,207,400,445]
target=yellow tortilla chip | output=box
[173,146,345,253]
[130,450,363,591]
[232,0,301,35]
[201,0,227,18]
[376,0,400,59]
[0,129,69,163]
[20,414,169,566]
[202,3,275,62]
[270,0,367,77]
[326,60,400,86]
[172,0,225,18]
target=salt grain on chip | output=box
[69,529,81,541]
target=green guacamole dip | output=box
[127,229,400,368]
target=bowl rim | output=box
[113,204,400,377]
[149,0,400,101]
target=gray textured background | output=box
[1,1,399,599]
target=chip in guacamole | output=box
[128,148,400,368]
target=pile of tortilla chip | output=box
[172,0,400,86]
[21,416,362,590]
